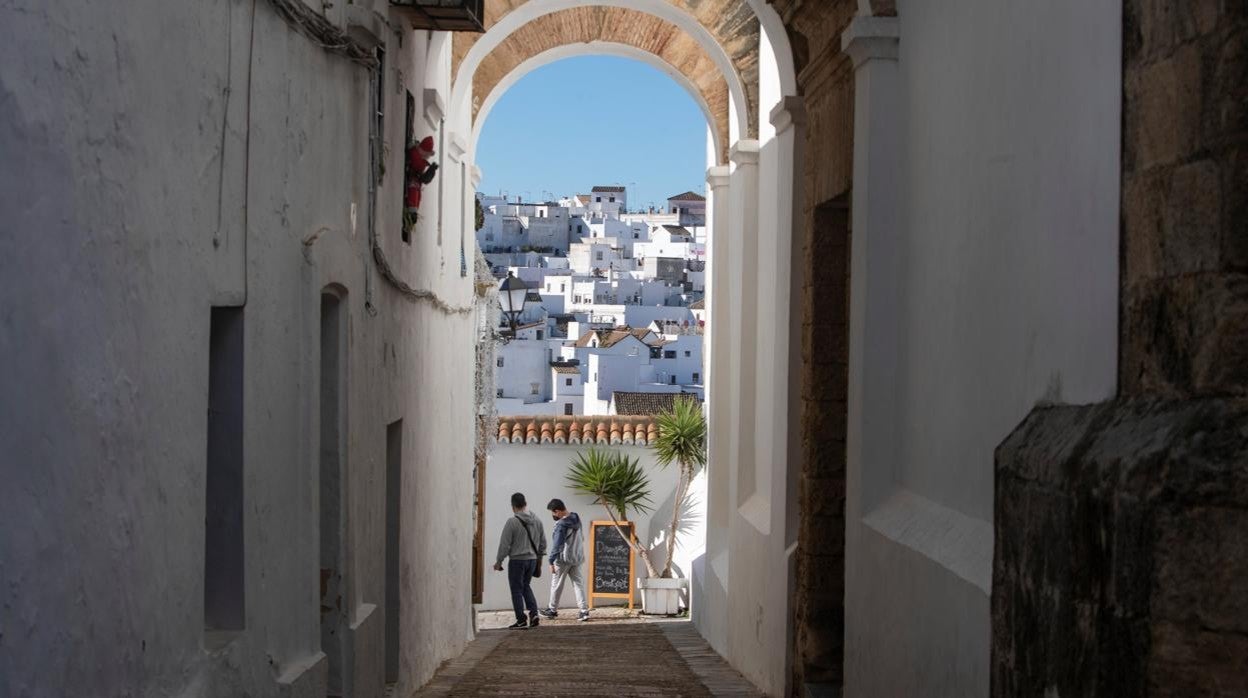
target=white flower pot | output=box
[638,577,688,615]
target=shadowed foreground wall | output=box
[0,2,477,696]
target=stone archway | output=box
[469,16,733,161]
[450,0,760,158]
[455,1,805,693]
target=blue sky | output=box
[475,55,708,210]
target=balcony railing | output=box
[390,0,485,32]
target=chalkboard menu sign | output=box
[588,521,635,608]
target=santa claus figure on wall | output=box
[404,135,439,231]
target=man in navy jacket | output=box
[539,499,590,622]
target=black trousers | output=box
[507,558,539,621]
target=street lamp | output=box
[497,272,529,338]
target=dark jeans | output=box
[507,558,539,621]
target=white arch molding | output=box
[470,42,725,166]
[743,0,798,99]
[449,0,750,147]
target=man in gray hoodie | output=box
[492,492,546,629]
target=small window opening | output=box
[205,306,245,644]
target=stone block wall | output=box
[776,0,859,693]
[1120,1,1248,397]
[994,399,1248,697]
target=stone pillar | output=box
[993,4,1248,696]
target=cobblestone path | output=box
[413,620,761,697]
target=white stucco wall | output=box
[0,3,476,696]
[496,341,552,406]
[479,444,707,611]
[842,2,1121,696]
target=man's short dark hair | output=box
[546,498,566,512]
[511,492,526,509]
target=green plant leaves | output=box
[565,447,654,519]
[652,396,707,472]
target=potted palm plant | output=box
[566,447,661,577]
[640,396,707,613]
[565,398,706,615]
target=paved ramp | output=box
[414,621,761,697]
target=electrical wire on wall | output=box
[264,0,471,316]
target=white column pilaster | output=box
[703,163,733,612]
[763,96,806,548]
[706,164,732,519]
[727,139,762,528]
[843,17,902,519]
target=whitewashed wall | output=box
[841,2,1121,696]
[479,444,707,611]
[0,3,477,697]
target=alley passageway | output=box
[414,620,760,697]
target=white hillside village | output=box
[480,185,708,417]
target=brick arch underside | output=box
[455,0,760,138]
[469,7,732,160]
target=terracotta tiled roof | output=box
[496,416,659,446]
[667,191,706,202]
[689,299,705,310]
[612,392,701,416]
[592,185,626,193]
[552,365,582,375]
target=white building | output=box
[666,191,707,227]
[587,185,627,216]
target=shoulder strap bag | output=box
[517,515,543,579]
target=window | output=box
[664,350,677,359]
[609,196,615,203]
[537,330,544,340]
[670,376,677,385]
[564,403,574,416]
[565,378,573,386]
[596,252,604,261]
[633,233,639,239]
[596,197,602,203]
[319,289,347,689]
[497,357,504,368]
[384,419,402,684]
[560,283,566,292]
[496,388,503,398]
[684,351,691,358]
[205,306,245,639]
[693,372,700,383]
[530,383,539,395]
